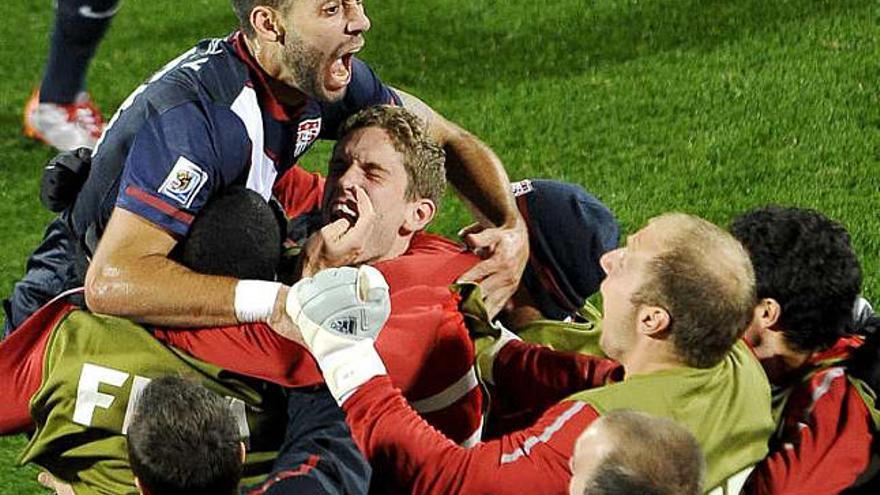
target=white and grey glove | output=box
[287,265,391,403]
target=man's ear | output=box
[249,6,285,44]
[402,199,436,233]
[754,297,782,332]
[637,305,671,337]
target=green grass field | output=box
[1,0,878,492]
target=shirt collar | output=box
[230,30,308,122]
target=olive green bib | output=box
[569,341,774,494]
[516,301,604,356]
[20,310,286,495]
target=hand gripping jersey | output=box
[338,340,775,495]
[747,336,880,494]
[4,298,286,495]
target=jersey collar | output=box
[230,31,308,123]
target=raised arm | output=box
[395,89,528,317]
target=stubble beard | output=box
[281,31,342,103]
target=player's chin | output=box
[319,84,347,103]
[318,69,350,102]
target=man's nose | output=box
[345,2,371,35]
[599,248,621,275]
[335,166,362,190]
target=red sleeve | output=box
[151,323,324,387]
[272,166,325,219]
[747,372,873,494]
[344,375,598,495]
[490,340,622,427]
[0,300,76,434]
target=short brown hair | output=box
[337,105,446,207]
[127,376,242,495]
[230,0,289,38]
[632,213,756,368]
[584,410,705,495]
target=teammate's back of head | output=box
[127,376,245,495]
[569,410,705,495]
[170,187,282,280]
[731,205,861,352]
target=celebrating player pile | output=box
[2,1,879,494]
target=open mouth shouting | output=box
[326,44,362,93]
[329,197,359,226]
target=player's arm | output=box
[83,103,275,326]
[394,88,528,318]
[745,375,873,494]
[280,266,586,494]
[480,337,622,421]
[87,194,378,327]
[85,208,240,326]
[346,376,593,494]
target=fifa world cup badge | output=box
[158,156,208,208]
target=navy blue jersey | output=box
[69,31,399,244]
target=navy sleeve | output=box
[115,102,250,237]
[319,58,401,140]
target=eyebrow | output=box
[361,161,390,173]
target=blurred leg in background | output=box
[23,0,121,150]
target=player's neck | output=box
[371,235,414,264]
[620,342,685,378]
[243,35,308,109]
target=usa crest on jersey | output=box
[295,118,322,157]
[158,156,208,208]
[511,179,534,197]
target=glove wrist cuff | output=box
[318,339,387,405]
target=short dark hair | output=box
[170,187,282,280]
[127,376,243,495]
[336,105,447,207]
[230,0,289,38]
[632,214,756,368]
[731,206,862,352]
[584,411,704,495]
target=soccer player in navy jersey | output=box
[5,0,527,335]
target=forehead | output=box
[626,217,675,253]
[333,126,406,172]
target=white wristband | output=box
[234,280,282,323]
